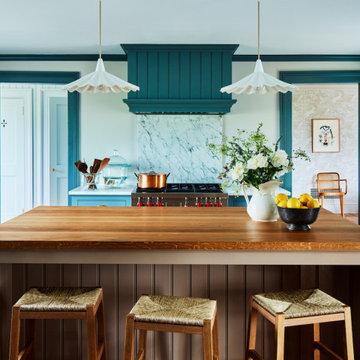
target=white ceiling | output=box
[1,0,360,55]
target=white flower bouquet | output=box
[208,123,309,190]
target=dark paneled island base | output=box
[1,264,359,360]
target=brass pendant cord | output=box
[99,0,102,59]
[258,0,260,60]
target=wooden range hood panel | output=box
[122,44,238,114]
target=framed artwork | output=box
[312,118,340,153]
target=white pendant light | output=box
[220,0,298,95]
[64,0,139,94]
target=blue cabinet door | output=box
[70,195,131,207]
[228,196,249,207]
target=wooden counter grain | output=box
[0,206,359,251]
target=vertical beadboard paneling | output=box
[26,264,45,360]
[100,265,119,360]
[227,266,246,360]
[118,265,136,360]
[168,52,180,99]
[45,264,63,360]
[136,265,154,360]
[246,266,264,357]
[200,52,211,99]
[191,265,209,360]
[0,264,12,360]
[300,266,318,360]
[63,265,81,360]
[190,52,201,98]
[148,52,159,98]
[2,264,359,359]
[154,265,172,360]
[179,52,190,99]
[211,52,222,99]
[81,265,99,360]
[173,265,191,360]
[158,52,169,99]
[127,51,138,99]
[282,265,301,360]
[209,265,228,360]
[263,266,282,360]
[137,52,148,99]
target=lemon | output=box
[299,193,312,205]
[275,193,288,205]
[278,200,288,208]
[300,205,308,209]
[307,199,320,209]
[287,198,301,209]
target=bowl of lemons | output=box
[275,193,320,231]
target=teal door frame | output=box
[279,70,360,224]
[0,71,80,210]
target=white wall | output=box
[0,60,359,185]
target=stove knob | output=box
[195,197,202,207]
[147,197,154,207]
[156,196,164,207]
[205,197,212,207]
[137,197,144,207]
[215,197,222,207]
[184,197,191,207]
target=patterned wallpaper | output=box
[292,84,358,213]
[137,114,222,183]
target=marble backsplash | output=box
[137,114,222,183]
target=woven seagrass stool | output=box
[124,295,219,360]
[9,287,107,360]
[247,288,354,360]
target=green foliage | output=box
[208,123,309,189]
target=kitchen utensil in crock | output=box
[75,160,88,174]
[98,158,110,173]
[135,172,170,189]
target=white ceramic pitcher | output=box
[242,180,282,222]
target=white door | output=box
[1,88,32,223]
[49,96,68,206]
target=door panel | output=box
[49,97,68,206]
[1,89,32,223]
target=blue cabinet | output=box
[228,196,249,207]
[70,195,131,207]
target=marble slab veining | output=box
[137,114,222,183]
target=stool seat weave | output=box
[130,295,216,326]
[253,289,345,319]
[16,287,102,312]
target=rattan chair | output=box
[9,287,107,360]
[124,294,219,360]
[317,172,347,216]
[247,289,354,360]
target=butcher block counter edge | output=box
[0,206,358,251]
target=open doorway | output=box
[279,70,360,225]
[0,71,80,222]
[292,84,358,221]
[0,84,68,223]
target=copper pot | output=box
[135,171,170,189]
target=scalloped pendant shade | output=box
[64,0,139,94]
[220,0,297,95]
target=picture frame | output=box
[312,118,340,153]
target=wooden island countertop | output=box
[0,206,359,265]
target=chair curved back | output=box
[317,172,340,192]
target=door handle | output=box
[52,168,55,172]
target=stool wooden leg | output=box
[138,330,147,360]
[344,307,354,360]
[97,297,107,360]
[9,305,21,360]
[27,319,36,360]
[313,323,320,360]
[275,313,285,360]
[86,305,97,360]
[203,319,213,360]
[247,299,258,360]
[212,312,220,360]
[124,314,135,360]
